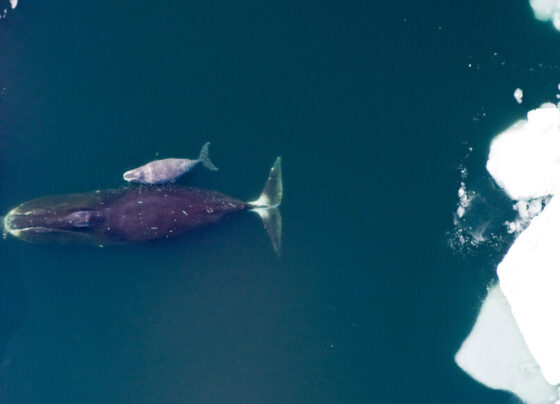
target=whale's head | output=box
[123,168,146,183]
[2,192,112,245]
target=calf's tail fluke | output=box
[198,142,219,171]
[249,157,283,256]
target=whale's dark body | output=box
[3,157,283,252]
[4,187,247,245]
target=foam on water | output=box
[449,149,515,254]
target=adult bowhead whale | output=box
[2,157,283,254]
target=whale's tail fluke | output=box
[249,157,283,256]
[198,142,219,171]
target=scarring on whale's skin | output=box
[3,186,246,245]
[2,157,283,252]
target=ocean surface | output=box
[1,1,559,403]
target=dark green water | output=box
[1,1,559,403]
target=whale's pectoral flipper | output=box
[64,210,104,228]
[249,157,283,256]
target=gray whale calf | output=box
[123,142,218,185]
[3,158,282,254]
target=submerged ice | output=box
[456,284,558,404]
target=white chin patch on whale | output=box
[3,207,23,238]
[123,171,139,181]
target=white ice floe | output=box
[486,102,560,384]
[515,198,547,221]
[9,0,17,9]
[515,88,524,104]
[456,284,558,404]
[456,182,472,218]
[530,0,560,30]
[505,197,549,234]
[497,194,560,385]
[487,102,560,200]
